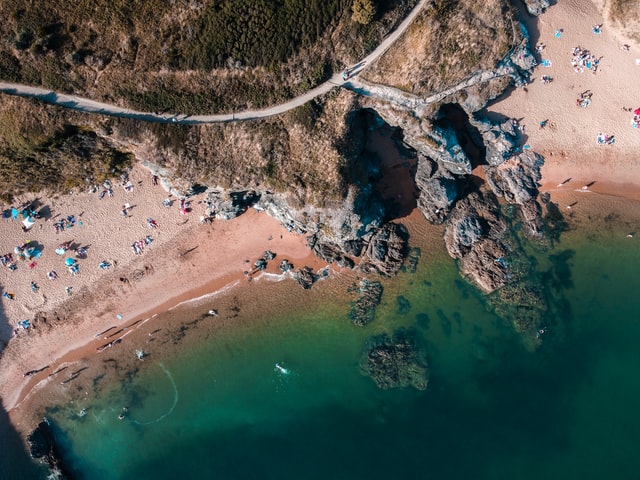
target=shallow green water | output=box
[26,225,640,479]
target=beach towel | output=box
[542,59,552,67]
[11,208,18,220]
[22,217,35,230]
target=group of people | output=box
[571,46,601,74]
[576,90,593,108]
[131,236,153,255]
[53,215,78,234]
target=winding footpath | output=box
[0,0,428,125]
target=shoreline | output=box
[1,0,639,461]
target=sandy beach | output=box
[0,164,332,415]
[1,0,639,446]
[485,0,640,200]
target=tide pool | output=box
[20,218,640,480]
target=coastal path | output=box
[0,0,429,125]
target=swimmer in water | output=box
[118,407,128,420]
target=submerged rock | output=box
[350,279,384,327]
[360,330,428,390]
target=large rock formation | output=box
[444,189,515,293]
[414,154,460,224]
[360,222,408,276]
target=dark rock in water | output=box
[415,155,459,224]
[27,418,69,479]
[279,259,294,272]
[295,266,317,289]
[350,279,384,327]
[520,0,550,16]
[360,329,428,390]
[360,222,408,277]
[416,313,430,330]
[396,295,412,315]
[405,247,421,273]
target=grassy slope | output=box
[0,0,416,114]
[362,0,519,95]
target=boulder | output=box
[470,117,519,167]
[520,0,550,16]
[205,190,260,220]
[509,38,538,71]
[295,266,317,289]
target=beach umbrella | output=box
[634,108,640,116]
[65,258,75,266]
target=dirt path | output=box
[0,0,428,124]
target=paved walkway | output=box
[0,0,428,125]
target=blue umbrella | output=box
[65,258,75,266]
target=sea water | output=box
[6,210,640,480]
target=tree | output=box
[352,0,376,25]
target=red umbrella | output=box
[634,108,640,116]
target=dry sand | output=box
[1,0,639,435]
[486,0,640,201]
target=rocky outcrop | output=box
[470,117,519,166]
[444,189,514,293]
[360,222,408,276]
[360,330,428,390]
[295,266,318,290]
[414,154,459,224]
[27,419,68,479]
[205,190,260,220]
[520,0,551,16]
[484,151,543,203]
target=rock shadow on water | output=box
[436,309,452,337]
[416,312,430,330]
[395,295,411,315]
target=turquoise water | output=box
[18,220,640,479]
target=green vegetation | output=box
[179,0,344,70]
[0,0,416,114]
[0,109,131,201]
[352,0,377,25]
